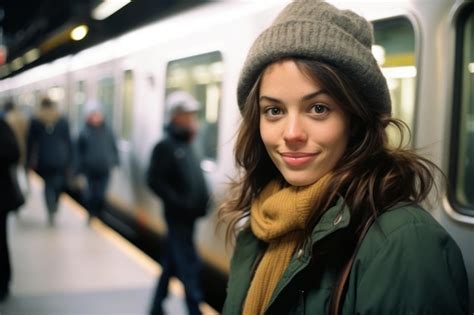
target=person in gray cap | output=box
[147,90,209,315]
[218,1,468,314]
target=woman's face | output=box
[259,60,349,186]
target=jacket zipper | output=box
[298,289,305,314]
[264,247,310,313]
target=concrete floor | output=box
[0,175,192,315]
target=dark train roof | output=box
[0,0,210,79]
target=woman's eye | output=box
[311,104,328,115]
[264,107,282,116]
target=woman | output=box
[218,1,469,314]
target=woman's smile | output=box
[280,152,318,168]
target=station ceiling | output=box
[0,0,209,79]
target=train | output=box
[0,0,473,311]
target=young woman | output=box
[218,1,469,314]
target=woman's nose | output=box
[283,115,307,144]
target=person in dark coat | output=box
[27,97,72,226]
[0,119,23,301]
[76,100,119,223]
[147,91,210,315]
[217,1,469,314]
[4,100,30,199]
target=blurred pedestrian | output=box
[147,91,210,315]
[3,99,29,167]
[27,97,72,226]
[76,99,119,223]
[218,1,468,314]
[3,99,30,198]
[0,118,24,301]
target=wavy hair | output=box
[217,58,441,244]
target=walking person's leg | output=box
[93,173,109,219]
[44,173,65,225]
[85,175,99,221]
[52,173,65,211]
[171,222,203,315]
[150,236,174,315]
[43,175,56,225]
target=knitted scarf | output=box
[243,173,332,315]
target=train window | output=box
[33,90,42,113]
[121,70,133,140]
[98,76,116,131]
[16,91,34,117]
[165,51,223,162]
[72,80,86,136]
[451,7,474,215]
[373,18,416,145]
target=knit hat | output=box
[237,0,391,115]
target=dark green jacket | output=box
[222,199,469,314]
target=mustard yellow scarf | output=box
[243,173,332,315]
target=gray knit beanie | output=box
[237,0,391,115]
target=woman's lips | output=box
[280,152,317,167]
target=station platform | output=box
[0,174,217,315]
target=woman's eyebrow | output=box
[301,89,328,101]
[259,95,282,104]
[259,89,328,104]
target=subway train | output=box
[0,0,473,311]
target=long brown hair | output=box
[217,58,440,243]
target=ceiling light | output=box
[92,0,131,20]
[24,48,40,64]
[70,25,89,41]
[11,57,24,71]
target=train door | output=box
[107,66,137,211]
[95,61,138,212]
[448,3,474,310]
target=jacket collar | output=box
[239,196,351,266]
[282,196,351,264]
[241,196,351,249]
[310,196,351,245]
